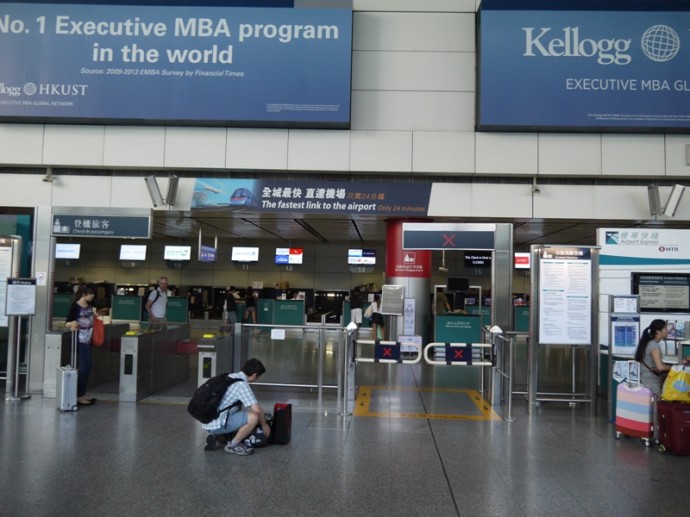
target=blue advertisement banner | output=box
[0,3,351,127]
[192,178,431,217]
[478,1,690,131]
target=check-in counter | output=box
[119,325,191,402]
[197,333,234,386]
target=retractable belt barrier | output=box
[355,340,423,365]
[423,342,493,366]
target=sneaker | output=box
[205,434,217,451]
[224,442,254,456]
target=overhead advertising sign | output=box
[192,178,431,217]
[477,0,690,131]
[0,2,352,128]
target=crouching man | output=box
[202,358,271,456]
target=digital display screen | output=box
[119,244,147,261]
[55,243,81,259]
[348,249,376,265]
[632,273,690,313]
[231,246,259,262]
[275,248,303,265]
[198,245,217,263]
[464,252,492,268]
[164,245,191,261]
[514,252,531,269]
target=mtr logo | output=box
[522,25,681,65]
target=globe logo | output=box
[641,25,680,62]
[23,82,37,96]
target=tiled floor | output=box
[1,361,688,517]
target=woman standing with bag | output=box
[635,319,670,396]
[65,284,97,406]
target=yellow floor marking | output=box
[354,386,501,420]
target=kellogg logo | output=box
[659,246,679,252]
[0,83,21,97]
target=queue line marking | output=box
[354,386,501,421]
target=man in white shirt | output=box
[145,276,168,326]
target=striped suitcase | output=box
[615,382,655,446]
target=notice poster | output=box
[538,248,593,345]
[610,315,640,355]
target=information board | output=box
[381,284,404,316]
[610,314,640,355]
[5,278,36,316]
[538,247,593,345]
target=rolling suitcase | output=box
[270,403,292,445]
[56,330,78,412]
[656,400,690,455]
[615,361,655,447]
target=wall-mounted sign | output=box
[51,214,151,238]
[401,223,496,250]
[5,278,37,317]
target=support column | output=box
[385,219,431,343]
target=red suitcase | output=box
[615,381,655,447]
[657,400,690,455]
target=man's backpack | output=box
[142,288,160,320]
[187,374,243,424]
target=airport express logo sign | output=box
[522,24,680,65]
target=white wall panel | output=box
[352,51,474,92]
[0,124,44,165]
[593,185,651,219]
[538,134,602,176]
[350,130,412,172]
[0,174,53,206]
[664,135,690,177]
[164,127,226,169]
[352,91,474,131]
[226,128,288,170]
[51,175,112,208]
[43,125,105,166]
[601,135,665,176]
[354,0,476,12]
[354,12,474,52]
[471,183,532,218]
[475,133,538,175]
[287,130,350,171]
[103,127,166,168]
[428,183,473,217]
[533,185,594,219]
[412,131,474,174]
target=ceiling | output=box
[151,209,689,251]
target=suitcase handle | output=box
[69,329,78,368]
